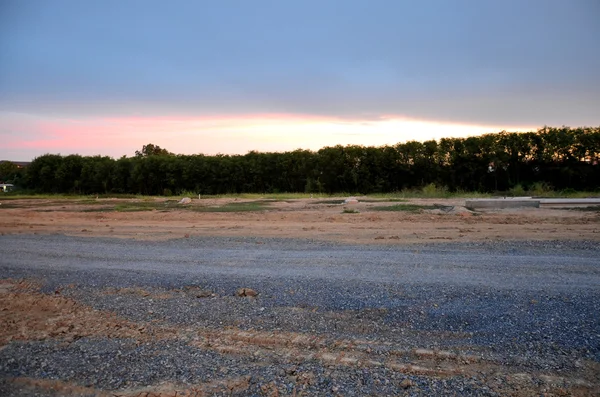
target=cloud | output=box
[0,0,598,161]
[0,111,538,160]
[1,1,599,125]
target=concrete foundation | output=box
[539,198,600,206]
[465,199,540,210]
[466,197,600,210]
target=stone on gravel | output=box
[427,205,473,215]
[236,288,258,297]
[178,197,192,204]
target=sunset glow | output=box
[0,111,537,159]
[1,1,598,161]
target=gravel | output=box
[1,339,504,396]
[1,234,599,396]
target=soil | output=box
[1,196,599,244]
[1,197,599,396]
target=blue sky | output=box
[1,0,599,160]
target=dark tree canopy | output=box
[135,144,173,157]
[20,127,600,195]
[0,161,22,184]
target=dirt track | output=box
[1,197,599,396]
[1,197,599,243]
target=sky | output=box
[1,0,599,161]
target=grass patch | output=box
[0,193,149,200]
[193,201,269,212]
[0,194,87,200]
[312,199,345,205]
[451,190,494,199]
[1,197,273,213]
[367,187,491,200]
[199,193,336,200]
[79,200,271,213]
[501,184,600,198]
[1,199,89,209]
[359,198,406,203]
[558,191,600,198]
[371,204,436,213]
[114,202,157,212]
[342,208,360,214]
[78,202,159,212]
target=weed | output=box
[528,182,555,197]
[178,190,200,198]
[370,185,485,199]
[342,208,360,214]
[452,190,492,198]
[421,183,449,198]
[508,184,527,197]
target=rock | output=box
[400,379,415,389]
[236,288,258,297]
[433,204,455,213]
[344,197,359,204]
[178,197,192,204]
[195,290,212,298]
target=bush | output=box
[508,184,527,197]
[528,182,554,197]
[421,183,448,198]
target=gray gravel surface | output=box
[1,234,599,396]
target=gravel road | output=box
[1,234,599,396]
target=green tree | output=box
[25,154,64,192]
[0,161,21,184]
[135,143,173,157]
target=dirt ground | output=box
[0,196,599,244]
[1,197,599,396]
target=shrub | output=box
[508,184,526,197]
[528,182,554,197]
[421,183,449,198]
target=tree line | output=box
[4,126,600,195]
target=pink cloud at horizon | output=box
[0,112,539,161]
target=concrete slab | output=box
[466,197,600,210]
[539,198,600,206]
[465,199,540,210]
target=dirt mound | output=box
[0,280,174,346]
